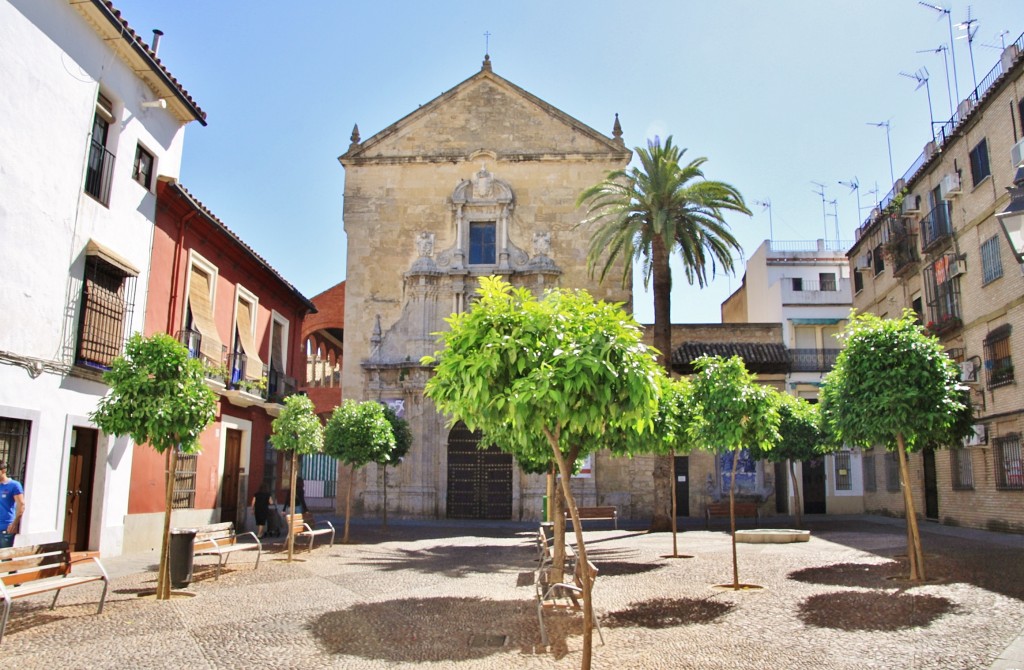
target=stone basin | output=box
[735,529,811,544]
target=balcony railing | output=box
[884,234,919,277]
[789,348,840,372]
[920,203,953,252]
[267,367,297,403]
[176,329,229,383]
[781,278,852,305]
[84,136,115,206]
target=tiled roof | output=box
[161,179,316,313]
[671,342,790,374]
[88,1,207,125]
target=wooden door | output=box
[923,448,939,520]
[63,428,97,552]
[673,456,690,517]
[220,429,242,525]
[446,422,512,520]
[802,456,827,514]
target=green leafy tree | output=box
[578,136,750,531]
[90,333,217,600]
[324,400,396,543]
[819,310,973,581]
[379,404,412,528]
[749,392,822,529]
[270,394,324,561]
[688,355,780,589]
[423,276,661,669]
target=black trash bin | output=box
[169,528,197,588]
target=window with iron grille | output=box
[994,433,1023,490]
[981,235,1003,285]
[923,256,962,328]
[969,138,990,187]
[0,418,31,486]
[885,451,901,492]
[132,144,154,190]
[834,451,852,490]
[76,255,137,370]
[84,94,115,205]
[984,325,1013,387]
[950,448,974,490]
[862,452,877,492]
[172,452,198,509]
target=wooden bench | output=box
[192,522,261,579]
[704,501,759,529]
[285,513,335,552]
[564,506,618,529]
[535,554,603,647]
[536,524,574,569]
[0,542,109,644]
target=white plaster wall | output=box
[0,0,189,556]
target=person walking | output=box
[251,482,275,539]
[0,461,25,548]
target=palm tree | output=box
[577,135,750,531]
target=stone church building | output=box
[338,56,679,522]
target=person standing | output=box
[251,482,274,539]
[0,461,25,548]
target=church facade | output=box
[338,57,668,521]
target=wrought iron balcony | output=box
[920,203,953,252]
[267,367,297,403]
[884,233,920,277]
[789,348,840,372]
[84,136,115,206]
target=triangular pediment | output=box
[341,64,629,164]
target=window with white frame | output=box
[183,258,223,366]
[0,418,30,485]
[132,144,154,190]
[981,235,1003,285]
[76,246,138,370]
[994,433,1023,490]
[950,448,974,490]
[232,290,264,387]
[84,93,115,205]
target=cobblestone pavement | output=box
[3,516,1023,669]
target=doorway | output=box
[446,422,512,520]
[673,456,690,517]
[64,428,97,552]
[220,429,242,525]
[802,457,827,514]
[774,462,789,514]
[923,448,939,520]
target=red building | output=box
[301,281,345,419]
[124,178,315,551]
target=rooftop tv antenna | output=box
[753,198,774,242]
[918,2,960,103]
[812,181,830,242]
[867,121,895,187]
[839,178,862,234]
[957,7,979,92]
[917,45,954,117]
[827,198,840,245]
[900,67,936,141]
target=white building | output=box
[0,0,205,555]
[722,239,862,516]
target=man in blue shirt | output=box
[0,461,25,548]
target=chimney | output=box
[151,29,163,56]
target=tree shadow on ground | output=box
[593,561,665,577]
[788,561,903,588]
[311,596,551,662]
[798,591,956,631]
[355,544,531,577]
[604,597,734,629]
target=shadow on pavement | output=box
[355,543,531,577]
[798,591,956,631]
[604,596,734,629]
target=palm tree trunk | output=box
[789,460,803,529]
[729,447,741,589]
[650,236,674,532]
[896,435,926,581]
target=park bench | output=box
[193,522,261,579]
[285,513,335,552]
[0,542,109,644]
[563,506,618,529]
[704,501,759,529]
[536,523,575,569]
[535,550,603,647]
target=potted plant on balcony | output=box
[925,313,962,336]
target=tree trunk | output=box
[343,463,355,543]
[551,480,567,584]
[896,434,926,581]
[287,450,298,562]
[729,447,741,589]
[382,465,388,529]
[789,459,803,529]
[544,427,593,670]
[649,235,674,532]
[157,447,178,600]
[546,466,555,523]
[670,450,679,556]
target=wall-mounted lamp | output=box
[141,98,167,109]
[996,167,1024,264]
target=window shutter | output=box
[270,321,285,372]
[236,299,263,379]
[188,268,223,362]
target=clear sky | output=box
[113,1,1022,324]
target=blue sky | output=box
[113,1,1022,323]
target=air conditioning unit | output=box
[963,423,987,447]
[959,360,978,383]
[1012,138,1024,169]
[941,173,961,199]
[855,253,872,270]
[947,257,965,278]
[902,195,920,215]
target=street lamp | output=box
[996,167,1024,264]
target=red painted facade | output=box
[131,179,315,526]
[301,281,345,417]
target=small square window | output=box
[133,145,154,189]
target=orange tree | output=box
[270,394,324,561]
[819,310,973,581]
[423,276,661,669]
[91,333,217,600]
